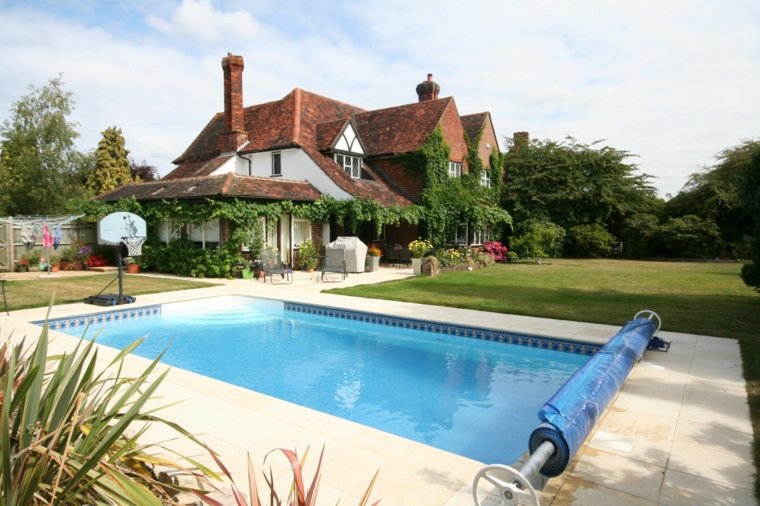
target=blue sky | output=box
[1,0,758,197]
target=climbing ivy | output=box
[81,195,424,249]
[402,128,511,246]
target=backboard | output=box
[98,212,147,245]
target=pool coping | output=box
[38,297,601,356]
[1,271,755,505]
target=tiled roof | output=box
[353,98,452,156]
[460,112,488,143]
[301,145,412,207]
[167,89,365,180]
[164,155,233,181]
[316,118,348,150]
[98,173,321,203]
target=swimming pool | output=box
[46,296,592,464]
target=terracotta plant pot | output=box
[126,263,140,274]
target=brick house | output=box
[101,53,501,263]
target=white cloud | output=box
[145,0,262,42]
[1,0,758,197]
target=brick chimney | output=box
[416,73,440,102]
[513,131,530,151]
[219,53,249,152]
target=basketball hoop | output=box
[122,236,146,257]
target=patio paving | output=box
[0,267,756,505]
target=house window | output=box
[293,219,312,247]
[335,153,361,179]
[448,161,462,178]
[271,152,281,176]
[480,170,491,188]
[473,227,491,245]
[454,223,468,245]
[189,218,220,249]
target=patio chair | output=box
[394,248,412,268]
[261,249,293,284]
[321,249,348,282]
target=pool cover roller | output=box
[528,315,657,477]
[472,310,661,506]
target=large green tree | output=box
[739,143,760,289]
[502,136,660,253]
[0,76,88,215]
[86,126,133,195]
[665,139,760,257]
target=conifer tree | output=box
[87,126,132,195]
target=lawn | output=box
[331,259,758,340]
[329,258,760,496]
[1,274,219,311]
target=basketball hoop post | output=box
[84,212,147,306]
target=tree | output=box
[664,139,759,257]
[739,144,760,289]
[502,136,660,246]
[86,126,132,195]
[0,76,88,215]
[129,157,159,182]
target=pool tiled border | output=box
[35,298,600,356]
[285,301,600,355]
[36,304,162,330]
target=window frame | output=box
[448,161,462,178]
[335,153,362,179]
[292,219,312,247]
[480,170,491,188]
[271,151,282,177]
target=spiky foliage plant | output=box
[0,320,218,505]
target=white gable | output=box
[334,123,364,155]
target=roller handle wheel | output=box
[472,464,540,506]
[634,309,661,334]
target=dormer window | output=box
[448,161,462,178]
[480,171,491,188]
[336,153,361,179]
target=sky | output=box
[0,0,758,198]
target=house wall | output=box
[370,158,425,202]
[477,118,500,168]
[439,103,469,172]
[229,148,352,200]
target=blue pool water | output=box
[60,296,590,464]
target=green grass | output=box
[328,259,760,497]
[2,274,218,311]
[331,259,759,340]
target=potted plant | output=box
[365,245,382,272]
[297,239,320,271]
[125,257,140,274]
[17,253,30,272]
[59,246,75,270]
[49,254,61,272]
[408,238,432,275]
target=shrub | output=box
[568,224,615,257]
[142,237,245,278]
[408,238,433,258]
[482,241,509,262]
[436,248,463,267]
[511,220,566,263]
[477,252,495,267]
[658,215,723,258]
[296,239,320,270]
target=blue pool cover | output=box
[528,317,656,476]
